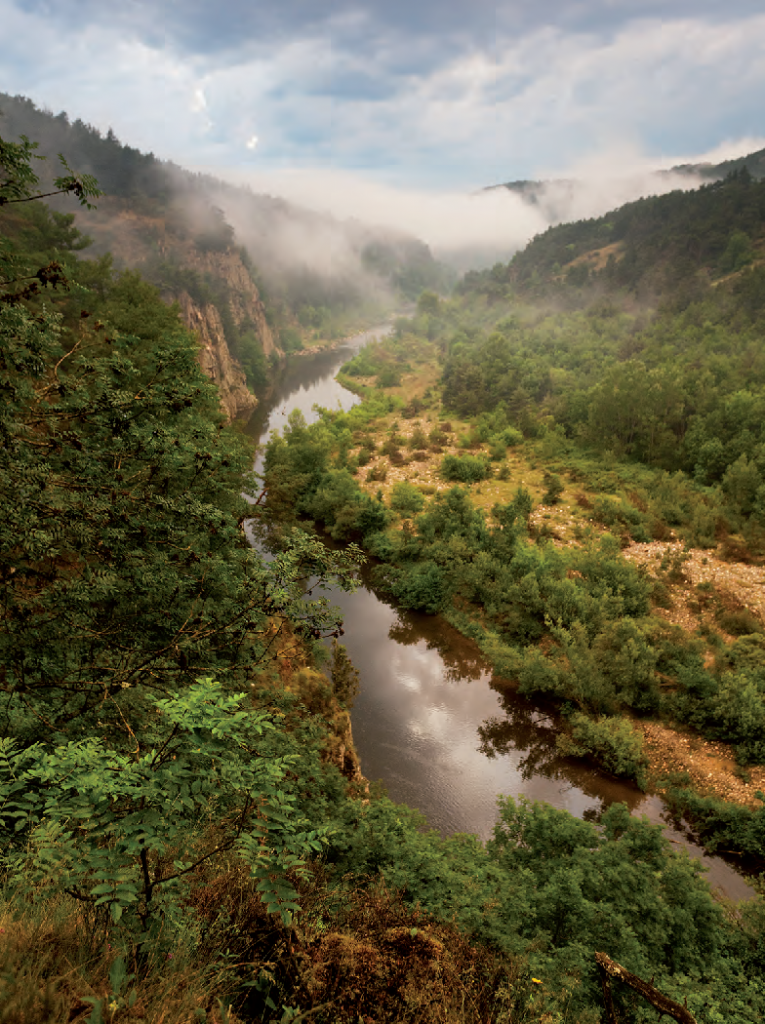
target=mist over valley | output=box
[3,5,765,1016]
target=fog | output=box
[212,136,764,271]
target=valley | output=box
[3,102,765,1024]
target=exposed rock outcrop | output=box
[186,247,278,359]
[80,202,283,422]
[176,291,257,422]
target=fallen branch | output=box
[595,952,697,1024]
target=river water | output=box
[244,326,754,903]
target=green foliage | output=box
[390,480,425,518]
[324,792,762,1019]
[441,453,492,483]
[486,797,732,1005]
[663,786,765,861]
[557,712,648,786]
[0,132,101,209]
[0,681,327,934]
[377,561,448,614]
[541,471,564,505]
[1,285,361,740]
[720,229,755,274]
[328,639,360,709]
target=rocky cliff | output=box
[176,291,258,421]
[80,203,283,422]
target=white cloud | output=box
[2,2,765,192]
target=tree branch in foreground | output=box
[595,951,697,1024]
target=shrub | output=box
[440,454,491,484]
[381,438,403,458]
[377,366,401,388]
[575,492,593,510]
[557,712,648,787]
[408,427,429,449]
[542,471,564,505]
[428,427,448,446]
[716,608,763,636]
[390,481,426,518]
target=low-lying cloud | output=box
[217,134,762,270]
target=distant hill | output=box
[0,93,449,411]
[668,147,765,183]
[489,146,765,200]
[463,167,765,311]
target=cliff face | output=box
[176,291,258,421]
[80,204,283,422]
[186,247,278,359]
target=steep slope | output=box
[80,199,280,419]
[465,168,765,307]
[0,92,450,421]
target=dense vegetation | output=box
[0,93,451,388]
[3,131,765,1023]
[264,173,765,866]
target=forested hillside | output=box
[2,125,765,1023]
[489,145,765,224]
[469,169,765,307]
[0,94,449,413]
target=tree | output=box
[390,480,425,518]
[0,132,101,208]
[0,680,329,948]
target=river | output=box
[244,325,754,903]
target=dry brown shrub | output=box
[715,516,731,541]
[288,884,524,1023]
[574,492,593,510]
[650,518,672,541]
[719,536,755,564]
[628,490,648,512]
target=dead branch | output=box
[595,952,697,1024]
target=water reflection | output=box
[477,697,647,815]
[244,325,754,902]
[328,582,613,836]
[386,613,491,684]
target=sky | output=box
[2,0,765,257]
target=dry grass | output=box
[621,540,765,636]
[188,869,564,1024]
[639,720,765,808]
[0,863,574,1024]
[0,897,236,1024]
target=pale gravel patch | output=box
[640,720,765,809]
[622,540,765,628]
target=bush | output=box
[377,366,401,388]
[408,427,429,449]
[440,454,491,484]
[542,471,564,505]
[557,712,648,787]
[715,608,763,636]
[390,481,426,518]
[366,464,388,483]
